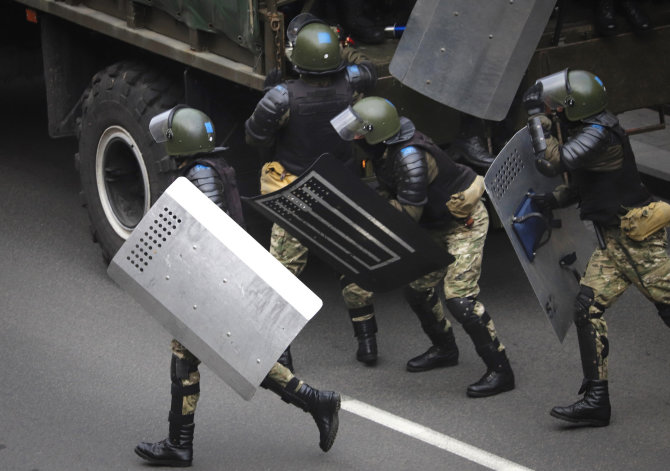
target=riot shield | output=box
[108,177,322,401]
[484,127,596,341]
[243,155,454,292]
[389,0,556,121]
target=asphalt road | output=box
[1,79,669,471]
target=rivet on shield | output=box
[165,275,170,280]
[193,304,197,310]
[256,359,261,364]
[227,332,231,337]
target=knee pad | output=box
[404,286,439,322]
[656,303,670,328]
[185,163,227,210]
[445,297,477,324]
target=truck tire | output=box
[76,62,183,262]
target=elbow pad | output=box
[245,85,289,143]
[346,61,377,94]
[184,164,227,211]
[394,146,428,205]
[561,124,609,170]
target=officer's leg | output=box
[261,362,340,452]
[135,340,201,467]
[443,200,514,397]
[404,281,459,372]
[550,285,612,427]
[269,223,309,278]
[550,243,629,427]
[446,297,515,397]
[340,276,378,364]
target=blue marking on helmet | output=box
[194,164,209,171]
[317,32,332,43]
[350,65,359,74]
[274,84,287,93]
[595,76,604,87]
[204,122,214,133]
[590,124,604,131]
[401,146,417,156]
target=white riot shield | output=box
[389,0,556,121]
[484,128,596,342]
[108,177,322,400]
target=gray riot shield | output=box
[484,127,596,342]
[389,0,556,121]
[243,155,454,292]
[108,177,322,401]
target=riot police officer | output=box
[523,69,670,426]
[135,107,341,467]
[245,15,378,361]
[330,97,516,397]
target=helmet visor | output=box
[149,109,172,143]
[287,13,324,45]
[330,106,371,141]
[536,69,571,111]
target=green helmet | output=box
[290,22,344,74]
[331,96,400,145]
[149,106,216,156]
[536,69,607,121]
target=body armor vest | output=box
[274,74,354,175]
[383,131,477,226]
[571,114,651,225]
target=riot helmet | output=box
[149,106,216,155]
[289,22,345,75]
[330,96,400,145]
[535,69,607,121]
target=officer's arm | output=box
[387,146,428,222]
[244,84,290,147]
[345,61,377,95]
[559,124,609,170]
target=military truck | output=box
[2,0,669,261]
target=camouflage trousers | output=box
[341,200,503,348]
[170,340,296,416]
[580,226,670,380]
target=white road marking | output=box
[341,396,534,471]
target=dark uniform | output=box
[337,106,515,398]
[135,107,341,468]
[524,70,670,426]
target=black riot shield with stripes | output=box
[484,127,596,342]
[243,155,454,292]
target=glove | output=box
[529,192,558,211]
[534,156,563,177]
[522,82,544,116]
[263,68,283,92]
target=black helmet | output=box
[535,69,607,121]
[149,106,216,156]
[289,22,345,74]
[330,96,400,145]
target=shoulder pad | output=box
[561,124,610,170]
[245,84,290,143]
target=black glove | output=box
[522,82,544,116]
[263,68,283,92]
[529,192,558,211]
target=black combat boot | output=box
[448,135,495,170]
[595,0,617,36]
[618,0,651,35]
[550,379,611,427]
[135,415,195,467]
[405,286,459,372]
[466,347,515,398]
[406,328,459,372]
[281,378,341,452]
[352,317,378,365]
